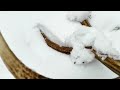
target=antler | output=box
[40,30,92,55]
[0,32,48,79]
[115,77,120,79]
[40,20,120,77]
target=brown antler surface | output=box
[0,32,48,79]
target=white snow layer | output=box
[94,32,120,60]
[90,11,120,32]
[37,18,120,65]
[65,26,120,64]
[70,44,95,65]
[0,11,119,79]
[67,11,91,22]
[65,26,96,64]
[35,24,64,46]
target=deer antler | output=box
[40,30,92,55]
[0,32,48,79]
[115,77,120,79]
[40,20,120,77]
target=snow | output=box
[0,11,119,79]
[65,11,120,63]
[35,18,120,64]
[90,11,120,60]
[94,32,120,60]
[67,11,91,22]
[65,26,96,64]
[35,24,64,46]
[90,11,120,32]
[66,26,120,64]
[70,44,95,65]
[65,26,97,47]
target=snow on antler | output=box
[38,22,120,65]
[67,11,92,22]
[36,24,64,46]
[65,26,97,64]
[65,26,120,64]
[94,32,120,60]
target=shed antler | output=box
[115,77,120,79]
[40,30,92,55]
[0,33,48,79]
[40,20,120,76]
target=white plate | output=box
[0,11,118,79]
